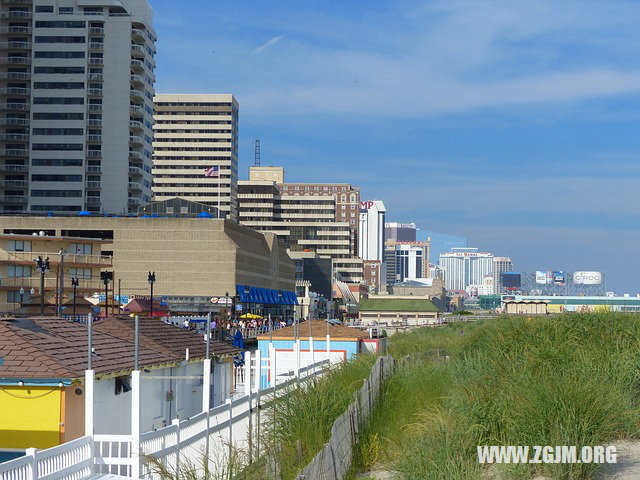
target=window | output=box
[31,174,82,182]
[34,66,85,75]
[32,159,83,167]
[33,113,84,121]
[8,265,32,278]
[34,82,84,90]
[35,36,86,44]
[33,97,84,105]
[68,267,91,279]
[35,6,54,13]
[33,129,84,136]
[8,240,31,252]
[7,291,23,303]
[31,190,83,197]
[35,21,85,28]
[34,51,85,59]
[70,243,92,255]
[32,144,83,151]
[166,207,174,214]
[58,7,74,14]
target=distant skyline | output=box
[151,0,640,293]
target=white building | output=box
[395,243,428,282]
[358,200,386,261]
[439,247,494,291]
[0,0,156,215]
[152,94,239,220]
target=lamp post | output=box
[225,291,230,322]
[57,248,67,317]
[277,289,283,325]
[100,271,112,318]
[71,277,79,316]
[147,271,156,318]
[19,286,24,305]
[34,256,50,316]
[244,284,250,319]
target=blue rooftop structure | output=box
[236,284,298,305]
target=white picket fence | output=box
[0,355,329,480]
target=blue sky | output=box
[150,0,640,293]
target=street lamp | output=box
[100,271,112,318]
[244,284,250,318]
[71,277,79,316]
[19,287,24,305]
[34,256,50,316]
[277,289,283,325]
[148,271,156,317]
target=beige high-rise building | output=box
[152,94,238,220]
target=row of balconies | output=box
[0,132,28,141]
[0,56,30,65]
[0,26,31,35]
[0,41,30,50]
[0,163,27,172]
[0,194,26,204]
[0,250,112,268]
[0,71,29,80]
[0,11,31,20]
[0,117,28,126]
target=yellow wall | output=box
[0,386,61,449]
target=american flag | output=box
[204,166,219,178]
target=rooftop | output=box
[358,297,440,313]
[0,317,239,383]
[256,320,368,341]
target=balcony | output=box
[127,196,141,206]
[129,135,143,146]
[86,165,101,173]
[131,44,145,58]
[87,88,103,96]
[129,105,143,117]
[131,28,145,42]
[0,194,27,204]
[0,71,29,80]
[0,11,31,19]
[130,74,144,86]
[0,118,28,126]
[88,57,104,65]
[0,86,29,95]
[128,150,142,161]
[0,276,104,292]
[128,181,142,191]
[89,27,104,36]
[129,120,143,131]
[85,181,100,189]
[86,197,100,205]
[87,104,102,112]
[129,88,144,101]
[0,56,30,65]
[88,42,103,51]
[0,250,113,268]
[87,119,102,127]
[130,59,144,72]
[86,134,102,142]
[88,73,103,81]
[86,150,102,158]
[128,165,142,176]
[2,179,26,188]
[2,148,27,157]
[0,26,30,35]
[0,41,30,50]
[1,163,27,172]
[4,102,28,110]
[0,133,29,141]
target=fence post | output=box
[269,344,277,389]
[227,397,233,462]
[172,418,180,474]
[254,350,262,458]
[25,448,37,480]
[131,370,141,479]
[202,357,212,468]
[245,351,253,462]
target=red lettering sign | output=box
[360,201,374,210]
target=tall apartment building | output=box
[0,0,156,215]
[439,247,494,291]
[238,166,361,284]
[152,94,238,220]
[493,256,513,295]
[385,222,416,243]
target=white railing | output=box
[93,434,133,478]
[0,436,92,480]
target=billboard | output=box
[573,271,603,285]
[552,271,566,285]
[535,271,548,284]
[501,272,521,289]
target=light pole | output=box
[57,248,67,317]
[148,271,156,317]
[100,271,112,318]
[277,289,283,325]
[34,256,50,316]
[243,284,250,319]
[71,277,79,316]
[19,287,24,305]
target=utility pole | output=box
[34,256,50,316]
[58,249,66,316]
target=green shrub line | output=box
[351,313,640,480]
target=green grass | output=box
[260,354,377,480]
[353,314,640,480]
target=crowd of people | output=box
[181,316,292,332]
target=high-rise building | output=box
[0,0,156,215]
[493,256,513,294]
[439,247,494,291]
[417,230,467,261]
[152,94,238,220]
[359,200,386,291]
[385,222,416,243]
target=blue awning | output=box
[235,285,298,305]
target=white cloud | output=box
[251,35,285,55]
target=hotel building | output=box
[0,0,156,214]
[152,94,239,220]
